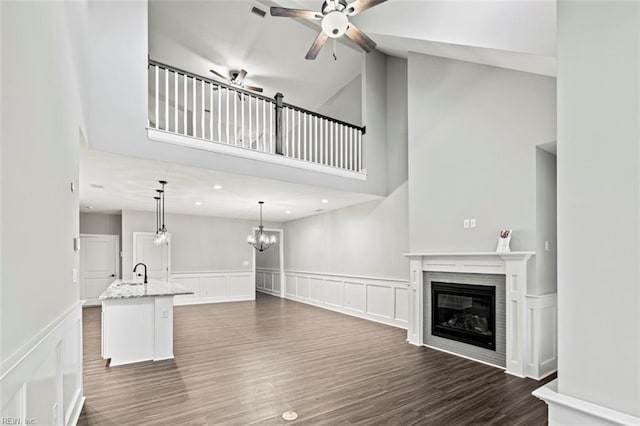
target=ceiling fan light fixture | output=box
[322,11,348,38]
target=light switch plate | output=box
[463,219,470,228]
[72,268,78,283]
[470,218,477,228]
[242,260,249,266]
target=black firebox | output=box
[431,282,496,350]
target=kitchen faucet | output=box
[133,263,148,284]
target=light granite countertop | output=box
[100,280,194,300]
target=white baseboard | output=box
[533,379,640,425]
[66,394,85,426]
[283,271,409,329]
[1,302,84,426]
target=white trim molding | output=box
[170,270,254,305]
[403,252,557,379]
[533,379,640,425]
[256,267,282,297]
[0,302,84,426]
[283,270,410,329]
[148,128,367,181]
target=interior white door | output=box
[133,232,170,282]
[80,234,119,306]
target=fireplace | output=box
[431,282,496,350]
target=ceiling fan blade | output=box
[209,69,228,81]
[270,7,322,20]
[243,85,264,93]
[345,0,387,16]
[236,69,248,85]
[345,24,377,52]
[305,31,329,60]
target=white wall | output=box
[315,74,362,127]
[556,1,640,417]
[255,231,280,270]
[1,1,87,423]
[535,148,556,295]
[283,183,409,280]
[80,212,122,236]
[386,56,408,193]
[121,210,264,279]
[407,53,556,253]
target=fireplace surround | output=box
[403,252,557,379]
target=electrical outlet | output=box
[470,218,476,228]
[242,260,249,266]
[463,219,470,228]
[161,309,168,319]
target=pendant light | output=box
[247,201,276,252]
[153,180,169,245]
[153,195,161,245]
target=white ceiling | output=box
[79,149,381,222]
[148,0,364,112]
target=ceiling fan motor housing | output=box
[321,1,349,38]
[321,0,348,14]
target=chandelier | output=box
[247,201,276,252]
[153,180,169,245]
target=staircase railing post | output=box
[274,92,284,155]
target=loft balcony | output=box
[147,61,366,180]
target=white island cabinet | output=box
[100,280,193,367]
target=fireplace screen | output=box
[431,282,496,350]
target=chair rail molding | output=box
[170,270,254,305]
[283,270,410,329]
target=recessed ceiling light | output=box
[285,210,291,214]
[195,201,202,206]
[213,185,222,190]
[321,199,329,203]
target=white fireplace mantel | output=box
[403,251,545,378]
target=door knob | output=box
[110,274,116,277]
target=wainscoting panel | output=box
[256,268,283,297]
[284,271,409,329]
[0,302,84,426]
[171,271,254,305]
[526,294,558,379]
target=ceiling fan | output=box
[270,0,387,60]
[209,68,264,93]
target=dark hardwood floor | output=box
[78,293,553,425]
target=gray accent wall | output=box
[80,212,122,236]
[255,230,280,270]
[283,183,409,280]
[424,272,506,368]
[535,148,557,295]
[121,210,261,279]
[407,53,556,253]
[315,74,362,127]
[386,56,408,193]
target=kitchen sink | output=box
[115,282,146,286]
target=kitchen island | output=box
[100,280,193,367]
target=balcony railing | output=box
[148,60,365,174]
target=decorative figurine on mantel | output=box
[496,229,512,253]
